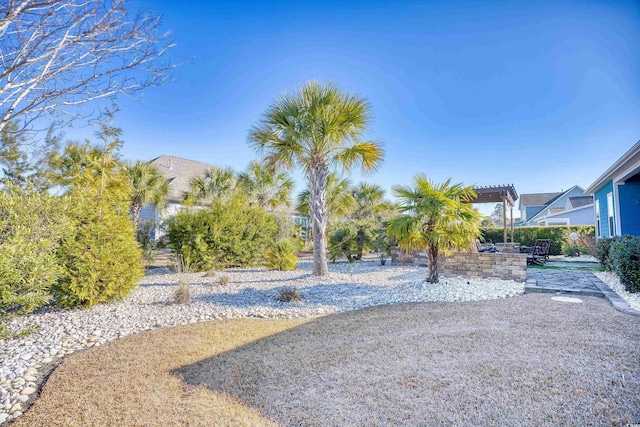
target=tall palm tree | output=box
[185,166,237,204]
[237,160,294,210]
[250,82,383,276]
[121,161,169,225]
[387,174,483,283]
[296,173,355,222]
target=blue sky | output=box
[66,0,640,214]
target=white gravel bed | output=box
[593,271,640,312]
[0,260,523,424]
[554,254,598,262]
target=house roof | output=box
[148,155,214,202]
[518,192,559,210]
[585,140,640,194]
[527,185,584,223]
[568,196,594,208]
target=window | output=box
[607,192,615,236]
[595,200,601,237]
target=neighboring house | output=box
[585,140,640,238]
[517,186,594,226]
[140,155,214,240]
[516,192,560,226]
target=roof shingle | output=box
[148,155,215,202]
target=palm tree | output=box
[237,160,294,210]
[387,174,483,283]
[121,161,169,225]
[250,82,383,276]
[296,173,355,222]
[185,166,237,204]
[350,182,397,260]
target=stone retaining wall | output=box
[391,247,527,281]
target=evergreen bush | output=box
[0,187,70,333]
[54,164,144,307]
[265,239,298,270]
[609,236,640,293]
[167,199,277,270]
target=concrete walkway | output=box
[525,267,640,317]
[525,269,604,297]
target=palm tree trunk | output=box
[427,243,439,283]
[308,163,329,276]
[130,202,142,227]
[356,228,365,260]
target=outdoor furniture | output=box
[520,239,551,265]
[495,242,521,253]
[476,239,501,253]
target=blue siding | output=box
[594,181,614,237]
[619,173,640,236]
[566,206,595,225]
[525,206,544,221]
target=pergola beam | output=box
[465,185,519,244]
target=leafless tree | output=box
[0,0,176,135]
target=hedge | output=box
[481,226,596,256]
[608,236,640,293]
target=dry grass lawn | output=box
[16,294,640,426]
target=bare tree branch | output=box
[0,0,177,134]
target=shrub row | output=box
[481,226,596,256]
[596,236,640,293]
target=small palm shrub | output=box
[277,286,301,302]
[609,236,640,293]
[265,240,298,271]
[218,275,230,286]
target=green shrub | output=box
[0,187,71,332]
[266,239,298,271]
[595,237,619,270]
[562,244,582,257]
[167,200,277,270]
[54,168,144,307]
[481,226,595,256]
[328,227,359,262]
[609,236,640,293]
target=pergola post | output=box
[468,185,518,248]
[510,205,514,243]
[502,196,507,243]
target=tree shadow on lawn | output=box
[173,295,640,426]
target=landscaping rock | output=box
[20,387,36,396]
[0,258,525,424]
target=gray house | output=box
[139,155,214,240]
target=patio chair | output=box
[476,239,501,253]
[520,239,551,265]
